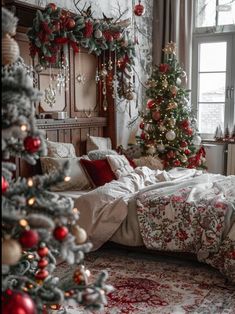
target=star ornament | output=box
[163,41,176,55]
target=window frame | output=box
[191,1,235,139]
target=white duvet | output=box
[75,167,206,250]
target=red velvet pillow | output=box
[80,158,116,187]
[126,157,137,169]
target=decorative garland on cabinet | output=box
[27,3,136,103]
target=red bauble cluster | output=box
[103,31,114,42]
[134,1,145,16]
[53,226,69,241]
[2,289,36,314]
[24,136,41,153]
[2,176,9,193]
[19,230,39,248]
[35,246,49,281]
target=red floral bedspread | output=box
[136,175,235,283]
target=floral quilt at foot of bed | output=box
[136,175,235,283]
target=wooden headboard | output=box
[16,117,107,178]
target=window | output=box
[192,0,235,138]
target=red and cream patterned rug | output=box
[56,247,235,314]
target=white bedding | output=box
[74,167,204,250]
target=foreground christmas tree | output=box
[137,42,206,169]
[1,7,112,314]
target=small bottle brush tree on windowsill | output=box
[1,7,113,314]
[136,42,207,170]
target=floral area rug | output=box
[56,247,235,314]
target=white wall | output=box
[25,0,153,148]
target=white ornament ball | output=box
[157,143,165,152]
[2,34,20,65]
[181,71,187,78]
[94,29,103,39]
[71,225,87,244]
[2,238,22,265]
[166,130,176,141]
[192,134,202,146]
[147,145,156,155]
[176,78,182,86]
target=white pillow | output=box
[106,155,134,179]
[88,149,118,160]
[46,141,76,158]
[86,135,112,153]
[40,157,92,191]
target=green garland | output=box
[27,3,136,100]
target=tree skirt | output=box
[56,248,235,314]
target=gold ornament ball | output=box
[2,238,22,265]
[2,34,20,65]
[71,225,87,244]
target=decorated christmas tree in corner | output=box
[1,7,113,314]
[137,42,207,169]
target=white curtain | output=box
[152,0,193,88]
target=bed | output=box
[16,122,235,284]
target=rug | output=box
[55,247,235,314]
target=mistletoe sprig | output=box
[27,3,136,100]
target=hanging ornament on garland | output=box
[94,29,103,39]
[2,290,36,314]
[134,0,145,16]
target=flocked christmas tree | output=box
[137,42,207,169]
[1,7,113,314]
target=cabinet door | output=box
[70,47,98,118]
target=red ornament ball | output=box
[37,246,49,258]
[2,290,36,314]
[38,258,48,269]
[147,99,155,109]
[24,136,41,153]
[47,3,57,11]
[167,150,175,159]
[152,111,161,121]
[186,128,193,136]
[53,226,69,241]
[139,122,145,129]
[180,141,188,148]
[134,1,145,16]
[19,230,39,249]
[35,269,49,280]
[173,159,181,167]
[66,18,76,30]
[2,176,9,193]
[184,149,191,155]
[181,119,190,129]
